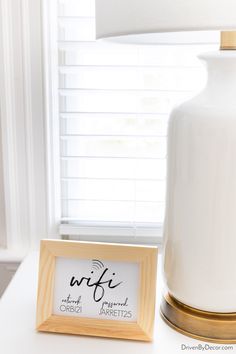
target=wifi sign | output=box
[92,260,105,271]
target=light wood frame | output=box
[36,239,158,341]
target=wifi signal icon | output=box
[92,259,105,271]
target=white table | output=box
[0,252,235,354]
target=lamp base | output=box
[160,294,236,343]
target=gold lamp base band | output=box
[160,294,236,343]
[220,31,236,50]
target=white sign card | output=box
[53,258,140,321]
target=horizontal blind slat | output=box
[59,88,196,93]
[58,18,95,42]
[62,198,165,203]
[61,157,166,181]
[62,200,165,222]
[58,42,217,66]
[59,0,95,17]
[61,179,166,201]
[61,177,165,181]
[61,136,167,158]
[58,16,95,19]
[59,90,192,113]
[60,113,167,136]
[61,156,166,160]
[60,134,167,138]
[59,64,202,69]
[59,66,205,91]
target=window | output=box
[45,0,217,244]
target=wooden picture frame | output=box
[36,239,158,341]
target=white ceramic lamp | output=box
[96,0,236,343]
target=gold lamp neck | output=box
[220,31,236,50]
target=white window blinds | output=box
[57,0,216,240]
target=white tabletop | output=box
[0,252,235,354]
